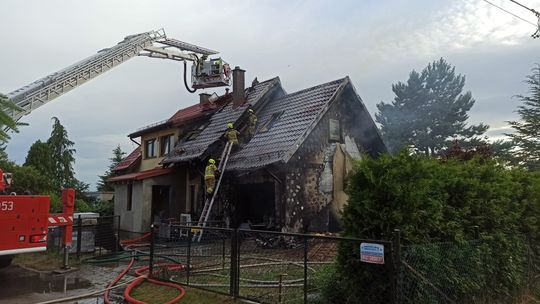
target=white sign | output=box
[360,243,385,264]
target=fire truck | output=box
[0,29,231,267]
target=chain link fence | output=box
[397,235,539,304]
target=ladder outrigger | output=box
[193,141,234,242]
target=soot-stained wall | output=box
[281,83,385,233]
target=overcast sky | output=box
[0,0,539,190]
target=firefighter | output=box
[205,158,219,196]
[224,123,240,145]
[247,109,257,138]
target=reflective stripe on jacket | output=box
[205,164,218,178]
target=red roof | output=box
[169,103,207,124]
[169,94,232,125]
[113,147,141,171]
[108,167,174,182]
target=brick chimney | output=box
[232,66,245,107]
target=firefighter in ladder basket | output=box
[205,159,219,197]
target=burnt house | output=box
[160,68,386,233]
[111,66,385,233]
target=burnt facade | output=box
[113,73,386,234]
[222,78,386,233]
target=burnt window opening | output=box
[184,131,201,142]
[126,183,133,211]
[184,121,210,142]
[329,119,341,142]
[259,110,285,133]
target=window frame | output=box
[160,134,175,156]
[144,138,157,159]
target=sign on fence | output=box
[360,243,385,264]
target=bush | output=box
[330,151,540,303]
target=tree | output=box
[507,65,540,170]
[97,145,126,192]
[46,117,76,189]
[24,140,54,179]
[376,58,488,155]
[0,93,23,144]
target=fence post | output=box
[76,214,82,258]
[303,236,308,304]
[115,215,121,253]
[473,225,480,239]
[222,236,226,270]
[149,224,155,279]
[230,229,238,298]
[187,228,192,285]
[392,229,401,304]
[278,273,284,304]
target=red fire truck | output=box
[0,29,230,267]
[0,183,75,268]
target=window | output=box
[329,119,341,141]
[126,184,133,211]
[160,134,175,156]
[259,111,285,133]
[145,138,156,158]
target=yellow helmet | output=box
[227,123,234,129]
[248,109,254,113]
[208,158,215,164]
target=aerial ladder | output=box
[0,29,232,266]
[193,141,234,242]
[4,28,232,122]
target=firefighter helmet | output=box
[208,158,215,164]
[227,123,234,129]
[248,109,254,113]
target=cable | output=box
[183,60,197,93]
[509,0,540,16]
[483,0,538,26]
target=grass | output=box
[13,251,81,271]
[130,281,237,304]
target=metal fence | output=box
[47,215,121,258]
[150,225,395,304]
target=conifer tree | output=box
[376,58,488,155]
[97,145,126,192]
[47,117,76,189]
[507,65,540,170]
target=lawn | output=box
[130,281,237,304]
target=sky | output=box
[0,0,539,190]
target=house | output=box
[111,67,386,233]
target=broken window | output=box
[145,138,156,158]
[160,134,174,156]
[329,119,341,141]
[259,110,285,133]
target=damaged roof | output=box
[129,97,227,138]
[163,77,281,164]
[226,77,349,170]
